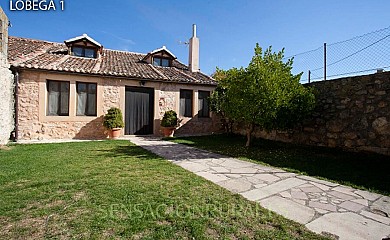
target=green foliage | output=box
[103,107,124,129]
[209,44,316,146]
[161,110,180,127]
[209,84,234,134]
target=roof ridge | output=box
[103,48,146,56]
[9,36,64,46]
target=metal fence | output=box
[284,26,390,84]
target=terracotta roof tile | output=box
[8,36,216,85]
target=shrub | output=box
[103,107,124,129]
[161,110,180,128]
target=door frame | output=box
[124,86,155,135]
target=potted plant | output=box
[103,107,124,139]
[161,110,181,137]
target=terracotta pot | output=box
[109,128,122,139]
[163,127,176,137]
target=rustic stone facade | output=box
[16,70,219,140]
[235,72,390,155]
[0,7,13,145]
[159,83,176,118]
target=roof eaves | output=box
[142,46,177,62]
[64,34,102,48]
[12,66,217,86]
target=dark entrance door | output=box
[125,87,154,135]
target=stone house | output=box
[8,25,219,140]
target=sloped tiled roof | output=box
[8,36,216,85]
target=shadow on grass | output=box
[96,141,162,161]
[172,134,390,196]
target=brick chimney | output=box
[188,24,199,72]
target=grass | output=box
[171,134,390,196]
[0,140,329,239]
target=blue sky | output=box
[2,0,390,75]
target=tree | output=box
[209,69,234,134]
[210,44,315,147]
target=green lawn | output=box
[0,141,328,239]
[171,134,390,196]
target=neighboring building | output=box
[8,25,219,140]
[0,7,14,145]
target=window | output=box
[47,80,70,116]
[72,46,97,58]
[198,91,210,118]
[180,90,193,117]
[77,82,97,116]
[153,57,170,67]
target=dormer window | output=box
[64,34,102,59]
[153,57,170,67]
[143,46,176,67]
[72,46,97,58]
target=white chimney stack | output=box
[188,24,199,72]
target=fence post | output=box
[324,42,327,81]
[308,70,311,83]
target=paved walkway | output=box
[129,136,390,240]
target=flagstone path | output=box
[129,136,390,240]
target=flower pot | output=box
[109,128,122,139]
[163,127,176,138]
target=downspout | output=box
[11,68,19,141]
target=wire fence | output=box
[284,26,390,84]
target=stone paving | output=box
[129,136,390,240]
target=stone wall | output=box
[159,83,176,118]
[175,115,222,136]
[16,69,220,140]
[17,71,117,140]
[0,7,14,145]
[235,72,390,155]
[157,82,223,136]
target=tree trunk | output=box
[245,123,255,147]
[228,119,234,135]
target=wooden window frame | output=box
[180,89,193,117]
[153,57,171,67]
[76,82,97,116]
[71,46,97,58]
[198,91,210,118]
[46,80,70,116]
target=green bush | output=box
[161,110,180,128]
[103,107,124,129]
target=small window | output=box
[72,46,97,58]
[180,90,193,117]
[77,82,97,116]
[84,48,96,58]
[73,47,84,57]
[161,58,170,67]
[47,80,70,116]
[198,91,210,118]
[153,57,170,67]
